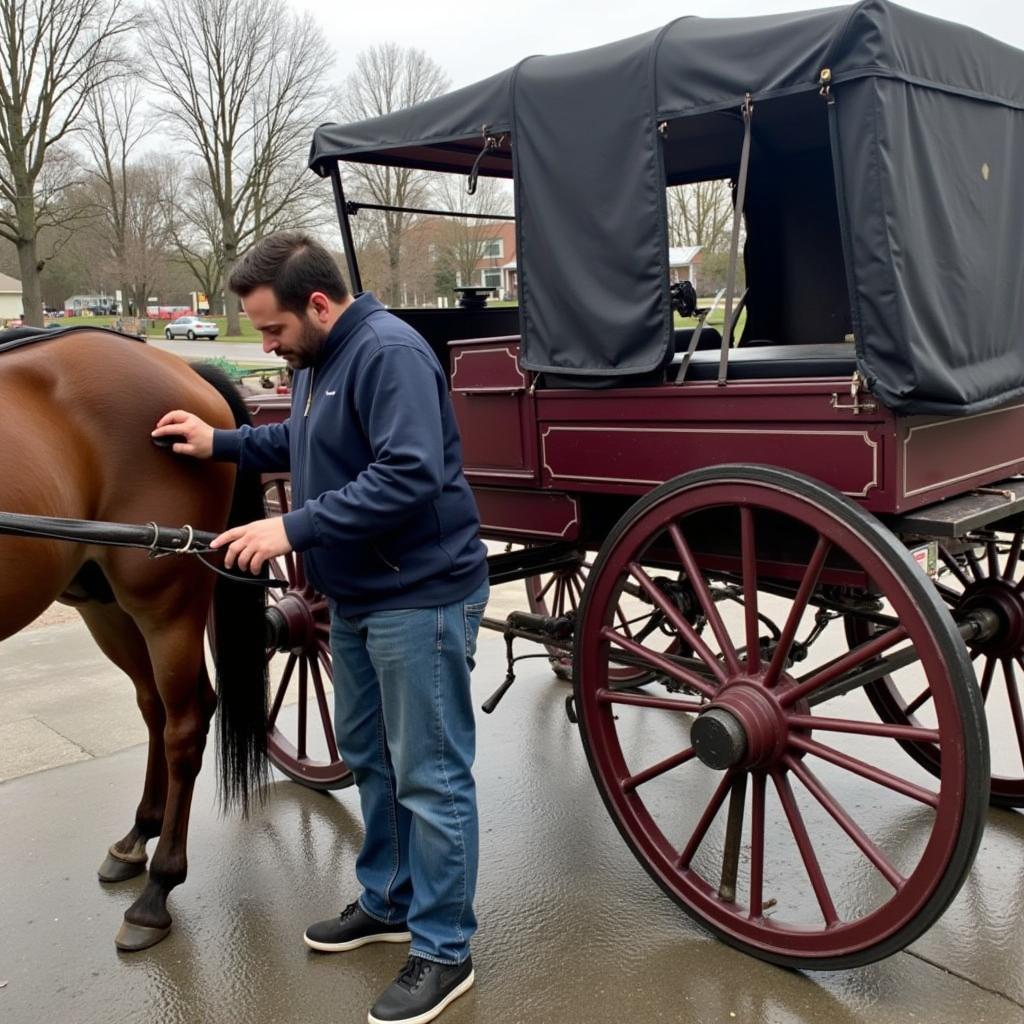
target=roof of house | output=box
[668,246,702,267]
[0,272,21,294]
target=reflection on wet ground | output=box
[2,623,1024,1024]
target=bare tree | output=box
[337,44,449,305]
[430,175,512,299]
[0,0,132,323]
[84,81,153,314]
[667,179,734,253]
[145,0,333,335]
[161,164,224,315]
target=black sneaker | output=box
[303,901,411,953]
[368,955,475,1024]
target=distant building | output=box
[64,293,117,316]
[461,222,517,299]
[668,246,703,292]
[0,272,23,321]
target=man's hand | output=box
[211,517,292,575]
[151,410,216,458]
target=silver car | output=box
[164,316,218,340]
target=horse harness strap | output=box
[0,510,284,589]
[0,325,146,357]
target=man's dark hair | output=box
[228,231,349,314]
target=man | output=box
[152,231,488,1024]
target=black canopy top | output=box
[311,1,1024,415]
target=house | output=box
[478,237,702,302]
[668,246,703,292]
[461,222,517,300]
[64,293,117,316]
[0,272,22,321]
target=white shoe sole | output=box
[367,969,475,1024]
[304,930,412,953]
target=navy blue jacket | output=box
[213,294,488,615]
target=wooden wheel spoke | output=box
[1004,529,1024,581]
[628,563,727,686]
[965,547,984,583]
[597,689,704,713]
[789,734,939,807]
[786,714,939,743]
[740,506,760,673]
[270,480,289,516]
[939,547,972,589]
[677,771,734,869]
[667,523,742,676]
[309,656,339,762]
[765,535,830,687]
[536,571,559,603]
[987,540,1001,579]
[564,573,581,611]
[718,774,747,901]
[621,746,697,792]
[782,625,909,708]
[748,772,766,919]
[1002,659,1024,771]
[552,576,566,616]
[268,652,297,726]
[297,657,308,760]
[600,626,716,699]
[614,604,636,639]
[903,686,932,717]
[783,755,905,890]
[976,655,996,703]
[934,582,962,606]
[771,769,839,926]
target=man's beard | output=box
[282,319,328,369]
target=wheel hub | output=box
[959,578,1024,659]
[265,590,318,652]
[692,682,790,770]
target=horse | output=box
[0,328,269,951]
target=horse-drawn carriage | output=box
[3,0,1023,971]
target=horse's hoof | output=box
[98,853,147,883]
[115,920,171,952]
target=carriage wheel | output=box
[850,528,1024,807]
[574,465,988,969]
[262,474,352,791]
[526,549,687,683]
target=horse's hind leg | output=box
[116,611,216,952]
[76,601,167,883]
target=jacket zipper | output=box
[373,545,401,573]
[296,368,314,519]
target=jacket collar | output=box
[317,292,384,365]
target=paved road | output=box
[148,336,285,368]
[2,587,1024,1024]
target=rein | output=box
[0,511,286,589]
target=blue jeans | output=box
[329,579,489,965]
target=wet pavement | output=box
[3,598,1024,1024]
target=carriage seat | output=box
[539,338,856,389]
[539,327,725,389]
[679,342,857,382]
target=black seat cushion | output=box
[681,343,857,381]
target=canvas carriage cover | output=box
[310,0,1024,415]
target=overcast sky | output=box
[291,0,1022,91]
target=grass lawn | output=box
[49,314,259,343]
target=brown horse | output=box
[0,330,268,950]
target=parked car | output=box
[164,316,218,340]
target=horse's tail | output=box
[191,362,269,816]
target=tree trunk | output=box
[15,236,43,326]
[223,227,240,336]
